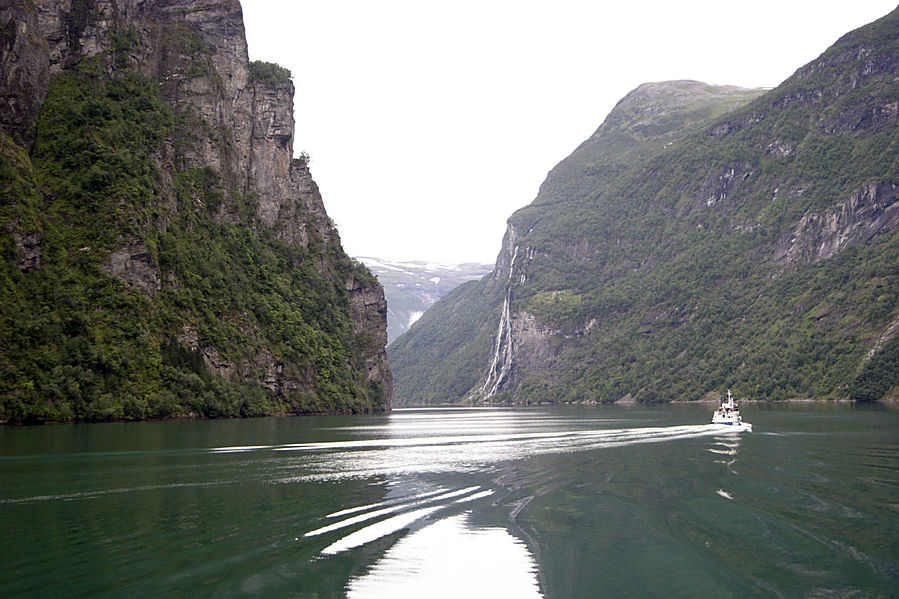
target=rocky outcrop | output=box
[11,227,41,271]
[490,222,520,284]
[281,157,334,246]
[246,77,296,227]
[2,1,304,222]
[776,181,899,265]
[0,2,48,146]
[790,23,899,134]
[345,271,392,403]
[697,161,753,209]
[102,244,161,294]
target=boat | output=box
[711,389,742,425]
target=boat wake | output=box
[304,485,495,555]
[211,421,752,482]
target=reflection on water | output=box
[346,512,541,598]
[710,434,744,500]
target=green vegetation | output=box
[249,61,292,84]
[1,43,382,422]
[390,10,899,405]
[850,336,899,401]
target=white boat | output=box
[711,389,743,426]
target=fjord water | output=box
[1,404,896,597]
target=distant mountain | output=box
[389,8,899,406]
[357,258,492,344]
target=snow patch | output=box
[357,257,403,271]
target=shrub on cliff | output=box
[249,61,292,84]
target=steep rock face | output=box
[776,181,899,266]
[282,158,335,246]
[0,0,391,421]
[345,271,392,400]
[247,78,297,227]
[390,8,899,405]
[0,1,48,147]
[1,1,313,233]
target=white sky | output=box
[242,1,896,265]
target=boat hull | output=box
[710,422,752,433]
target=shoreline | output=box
[394,396,899,408]
[5,396,897,425]
[0,406,393,427]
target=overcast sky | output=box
[241,1,896,265]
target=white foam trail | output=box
[305,487,481,538]
[212,430,587,454]
[207,445,272,453]
[277,431,575,451]
[271,423,754,483]
[212,423,751,456]
[325,488,448,519]
[454,490,494,503]
[321,506,443,555]
[390,407,506,413]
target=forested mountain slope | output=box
[0,0,391,422]
[389,9,899,405]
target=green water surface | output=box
[1,402,896,597]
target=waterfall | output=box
[480,241,526,399]
[507,245,519,281]
[480,286,514,399]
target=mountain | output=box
[389,8,899,406]
[357,257,492,344]
[0,0,391,422]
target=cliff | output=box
[389,8,899,405]
[0,0,391,422]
